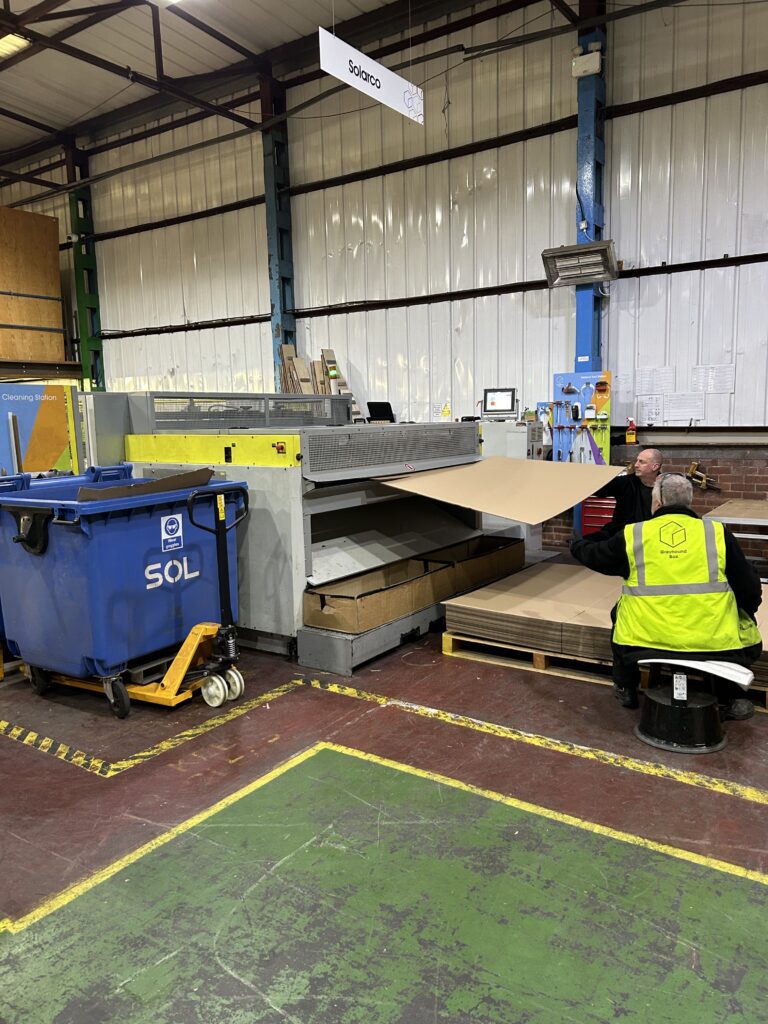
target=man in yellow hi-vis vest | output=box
[571,473,762,720]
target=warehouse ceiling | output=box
[0,0,481,168]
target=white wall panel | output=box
[104,323,274,394]
[97,208,270,332]
[609,1,768,104]
[294,291,572,421]
[292,131,577,310]
[90,97,264,233]
[605,265,768,426]
[703,93,743,261]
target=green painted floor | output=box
[2,746,767,1024]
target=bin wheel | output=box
[106,679,131,719]
[224,667,245,700]
[29,666,52,696]
[201,674,228,708]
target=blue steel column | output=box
[574,22,606,373]
[261,78,296,392]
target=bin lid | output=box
[0,475,245,517]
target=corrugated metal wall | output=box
[2,0,766,423]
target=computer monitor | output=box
[482,388,516,417]
[367,401,396,423]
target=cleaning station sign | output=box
[319,27,424,125]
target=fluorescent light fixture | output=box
[0,33,30,59]
[541,240,619,288]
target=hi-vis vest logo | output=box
[659,521,687,548]
[145,557,200,590]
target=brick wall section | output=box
[541,445,768,554]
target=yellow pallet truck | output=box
[26,487,249,719]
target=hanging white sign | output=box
[318,27,424,125]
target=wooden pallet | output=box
[442,631,614,687]
[442,632,768,712]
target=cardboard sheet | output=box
[445,568,768,682]
[382,457,623,525]
[705,500,768,524]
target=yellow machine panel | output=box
[125,433,302,467]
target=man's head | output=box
[651,473,693,514]
[634,448,663,486]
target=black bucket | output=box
[635,687,726,754]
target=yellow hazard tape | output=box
[302,679,768,808]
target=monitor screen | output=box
[482,388,516,416]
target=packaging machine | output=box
[82,392,496,673]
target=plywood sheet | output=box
[0,331,64,362]
[0,206,60,299]
[383,457,622,526]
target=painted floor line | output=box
[303,678,768,808]
[0,682,301,778]
[3,739,766,936]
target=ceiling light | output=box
[0,33,30,59]
[541,240,619,288]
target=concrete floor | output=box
[1,635,767,1022]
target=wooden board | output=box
[0,206,64,362]
[705,500,768,524]
[0,206,61,298]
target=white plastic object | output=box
[201,674,228,707]
[224,667,245,700]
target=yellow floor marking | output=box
[327,743,768,886]
[104,682,302,777]
[304,679,768,808]
[3,739,766,936]
[0,682,301,778]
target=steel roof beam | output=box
[0,165,60,187]
[29,3,131,21]
[0,0,143,74]
[0,103,58,133]
[167,6,273,79]
[549,0,579,24]
[0,9,263,131]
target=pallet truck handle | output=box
[186,486,249,534]
[187,486,248,632]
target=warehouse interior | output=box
[1,0,767,1020]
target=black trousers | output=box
[609,604,763,700]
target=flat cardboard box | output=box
[303,537,526,635]
[425,536,524,593]
[383,457,622,525]
[304,558,454,634]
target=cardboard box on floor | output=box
[304,537,525,634]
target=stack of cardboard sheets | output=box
[444,564,620,662]
[444,564,768,682]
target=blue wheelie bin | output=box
[0,471,247,716]
[0,465,133,650]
